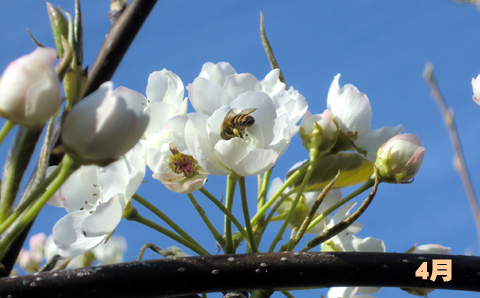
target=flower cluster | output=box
[300,74,403,161]
[185,62,307,176]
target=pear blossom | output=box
[402,244,451,296]
[62,81,149,166]
[323,203,385,298]
[267,177,342,234]
[472,74,480,105]
[49,145,145,257]
[299,109,339,154]
[0,47,61,128]
[141,69,207,193]
[410,243,451,255]
[144,115,208,193]
[327,74,403,161]
[17,233,47,272]
[92,236,127,265]
[185,62,307,176]
[375,133,425,183]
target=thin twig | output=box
[260,11,286,85]
[424,62,480,246]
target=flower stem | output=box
[132,193,206,252]
[0,165,62,234]
[187,193,225,248]
[0,154,78,260]
[126,208,210,256]
[301,170,380,251]
[0,120,14,147]
[239,177,258,253]
[224,175,237,254]
[0,128,42,222]
[306,176,375,233]
[268,157,317,252]
[199,187,249,245]
[251,161,309,226]
[291,170,341,250]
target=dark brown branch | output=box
[84,0,158,96]
[1,252,478,297]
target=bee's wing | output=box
[238,108,257,115]
[224,108,239,120]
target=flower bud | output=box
[61,81,149,166]
[472,74,480,106]
[0,48,62,128]
[299,109,339,157]
[375,133,425,183]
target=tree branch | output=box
[1,252,478,297]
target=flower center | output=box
[169,147,197,177]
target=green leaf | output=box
[46,2,68,57]
[287,152,374,192]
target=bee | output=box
[220,108,257,140]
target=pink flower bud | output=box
[62,82,149,166]
[375,133,425,183]
[0,48,61,128]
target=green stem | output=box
[0,120,14,147]
[257,169,272,212]
[291,170,340,250]
[187,193,225,248]
[125,208,210,256]
[199,187,249,244]
[239,177,258,253]
[132,193,206,252]
[251,161,309,226]
[224,175,237,254]
[269,156,318,252]
[306,176,375,233]
[0,154,78,260]
[0,165,62,234]
[302,172,380,251]
[0,128,42,222]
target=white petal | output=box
[355,124,404,162]
[223,73,260,100]
[52,212,105,257]
[187,77,233,115]
[145,69,184,107]
[82,194,126,237]
[260,69,286,97]
[327,74,372,136]
[199,62,236,85]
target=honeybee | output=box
[220,108,257,140]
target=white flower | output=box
[323,203,385,298]
[62,81,149,166]
[92,236,127,265]
[472,74,480,106]
[375,133,425,183]
[267,177,342,234]
[411,244,450,255]
[185,62,307,176]
[141,69,207,193]
[144,115,208,193]
[299,109,339,154]
[143,69,188,138]
[327,74,403,161]
[17,233,47,272]
[0,47,61,128]
[327,286,379,298]
[49,145,145,257]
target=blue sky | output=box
[1,1,480,297]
